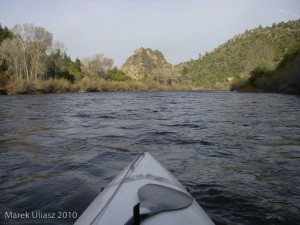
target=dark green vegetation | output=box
[1,19,300,94]
[231,42,300,94]
[178,19,300,93]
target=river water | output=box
[0,91,299,225]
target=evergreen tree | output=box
[0,24,13,44]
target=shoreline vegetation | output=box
[1,19,299,95]
[0,23,195,95]
[0,78,195,95]
[230,45,300,95]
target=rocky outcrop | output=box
[121,48,172,80]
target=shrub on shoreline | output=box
[0,78,194,95]
[2,79,76,94]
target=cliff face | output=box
[121,48,172,80]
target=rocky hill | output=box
[121,48,172,80]
[178,19,300,89]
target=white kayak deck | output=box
[74,152,215,225]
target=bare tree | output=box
[11,24,30,80]
[31,26,53,79]
[0,37,24,80]
[10,23,53,80]
[81,54,113,79]
[152,68,181,85]
[51,41,67,54]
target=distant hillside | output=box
[231,41,300,94]
[178,19,300,89]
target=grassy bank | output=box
[0,77,194,95]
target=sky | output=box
[0,0,299,67]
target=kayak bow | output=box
[74,152,215,225]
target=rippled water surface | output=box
[0,91,300,225]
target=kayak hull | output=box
[74,152,214,225]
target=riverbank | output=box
[230,77,300,95]
[0,78,195,95]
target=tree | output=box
[152,68,181,85]
[46,45,81,82]
[51,41,67,54]
[70,58,82,80]
[0,24,13,81]
[0,24,13,44]
[10,23,53,80]
[0,37,24,80]
[81,54,113,79]
[107,67,131,81]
